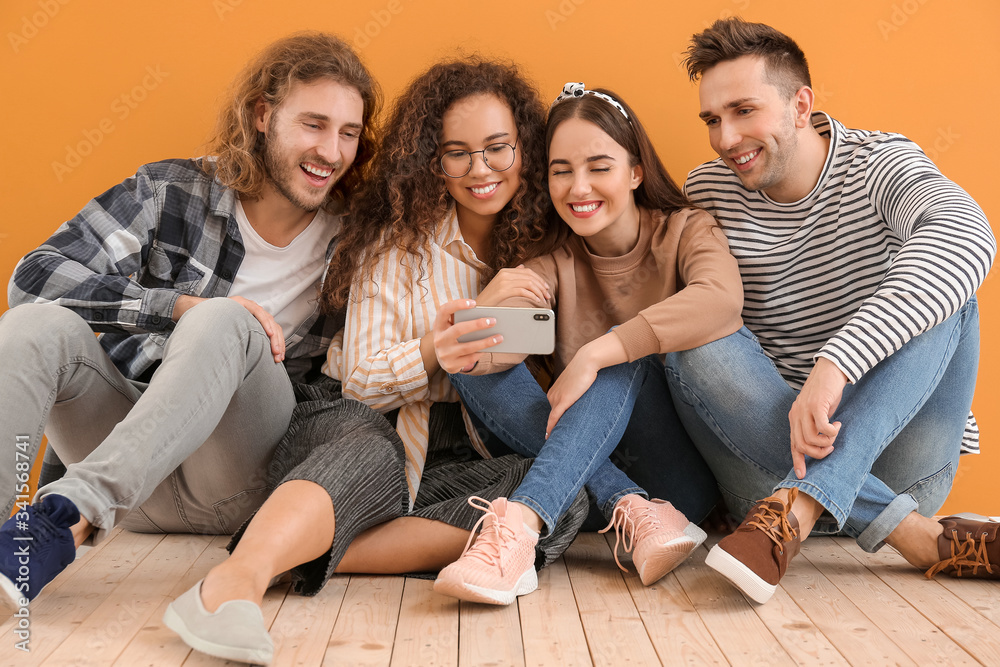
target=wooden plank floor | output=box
[2,522,998,667]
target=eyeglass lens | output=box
[440,143,516,177]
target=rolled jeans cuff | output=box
[856,493,918,553]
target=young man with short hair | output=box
[670,17,997,604]
[0,32,380,608]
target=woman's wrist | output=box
[581,333,628,369]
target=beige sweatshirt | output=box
[473,206,744,376]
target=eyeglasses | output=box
[439,137,519,178]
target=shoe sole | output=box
[637,523,708,586]
[0,573,25,614]
[163,602,274,665]
[433,567,538,605]
[705,543,776,604]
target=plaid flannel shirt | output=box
[8,158,342,382]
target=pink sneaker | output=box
[600,495,706,585]
[433,497,539,605]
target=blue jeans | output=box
[450,357,719,534]
[664,298,980,552]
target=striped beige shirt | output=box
[323,208,489,502]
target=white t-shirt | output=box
[230,200,338,340]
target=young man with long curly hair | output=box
[0,32,380,611]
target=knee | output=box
[173,297,261,338]
[664,343,732,401]
[1,303,89,334]
[0,303,93,353]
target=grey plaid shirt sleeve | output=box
[8,164,181,333]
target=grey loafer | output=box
[163,579,274,665]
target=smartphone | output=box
[454,306,555,355]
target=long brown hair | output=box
[322,58,550,312]
[541,88,692,246]
[203,32,381,211]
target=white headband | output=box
[551,82,629,121]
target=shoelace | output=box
[746,488,798,552]
[458,496,517,574]
[925,528,995,578]
[598,499,661,573]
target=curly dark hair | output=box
[321,57,550,312]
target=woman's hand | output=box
[430,299,504,374]
[476,265,550,307]
[545,334,628,437]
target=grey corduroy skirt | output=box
[228,377,588,596]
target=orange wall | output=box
[2,0,997,513]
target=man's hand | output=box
[788,357,849,479]
[476,265,550,307]
[172,295,285,363]
[229,296,285,363]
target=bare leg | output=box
[200,480,334,612]
[773,488,824,539]
[201,480,486,609]
[884,512,945,569]
[335,501,544,575]
[514,503,544,533]
[70,517,94,548]
[335,517,470,573]
[772,489,943,569]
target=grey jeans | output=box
[0,300,295,543]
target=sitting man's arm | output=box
[789,141,996,477]
[8,164,181,335]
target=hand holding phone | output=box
[453,306,555,355]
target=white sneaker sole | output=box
[434,566,538,606]
[0,574,25,614]
[705,544,776,604]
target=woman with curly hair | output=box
[163,59,588,664]
[434,84,743,605]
